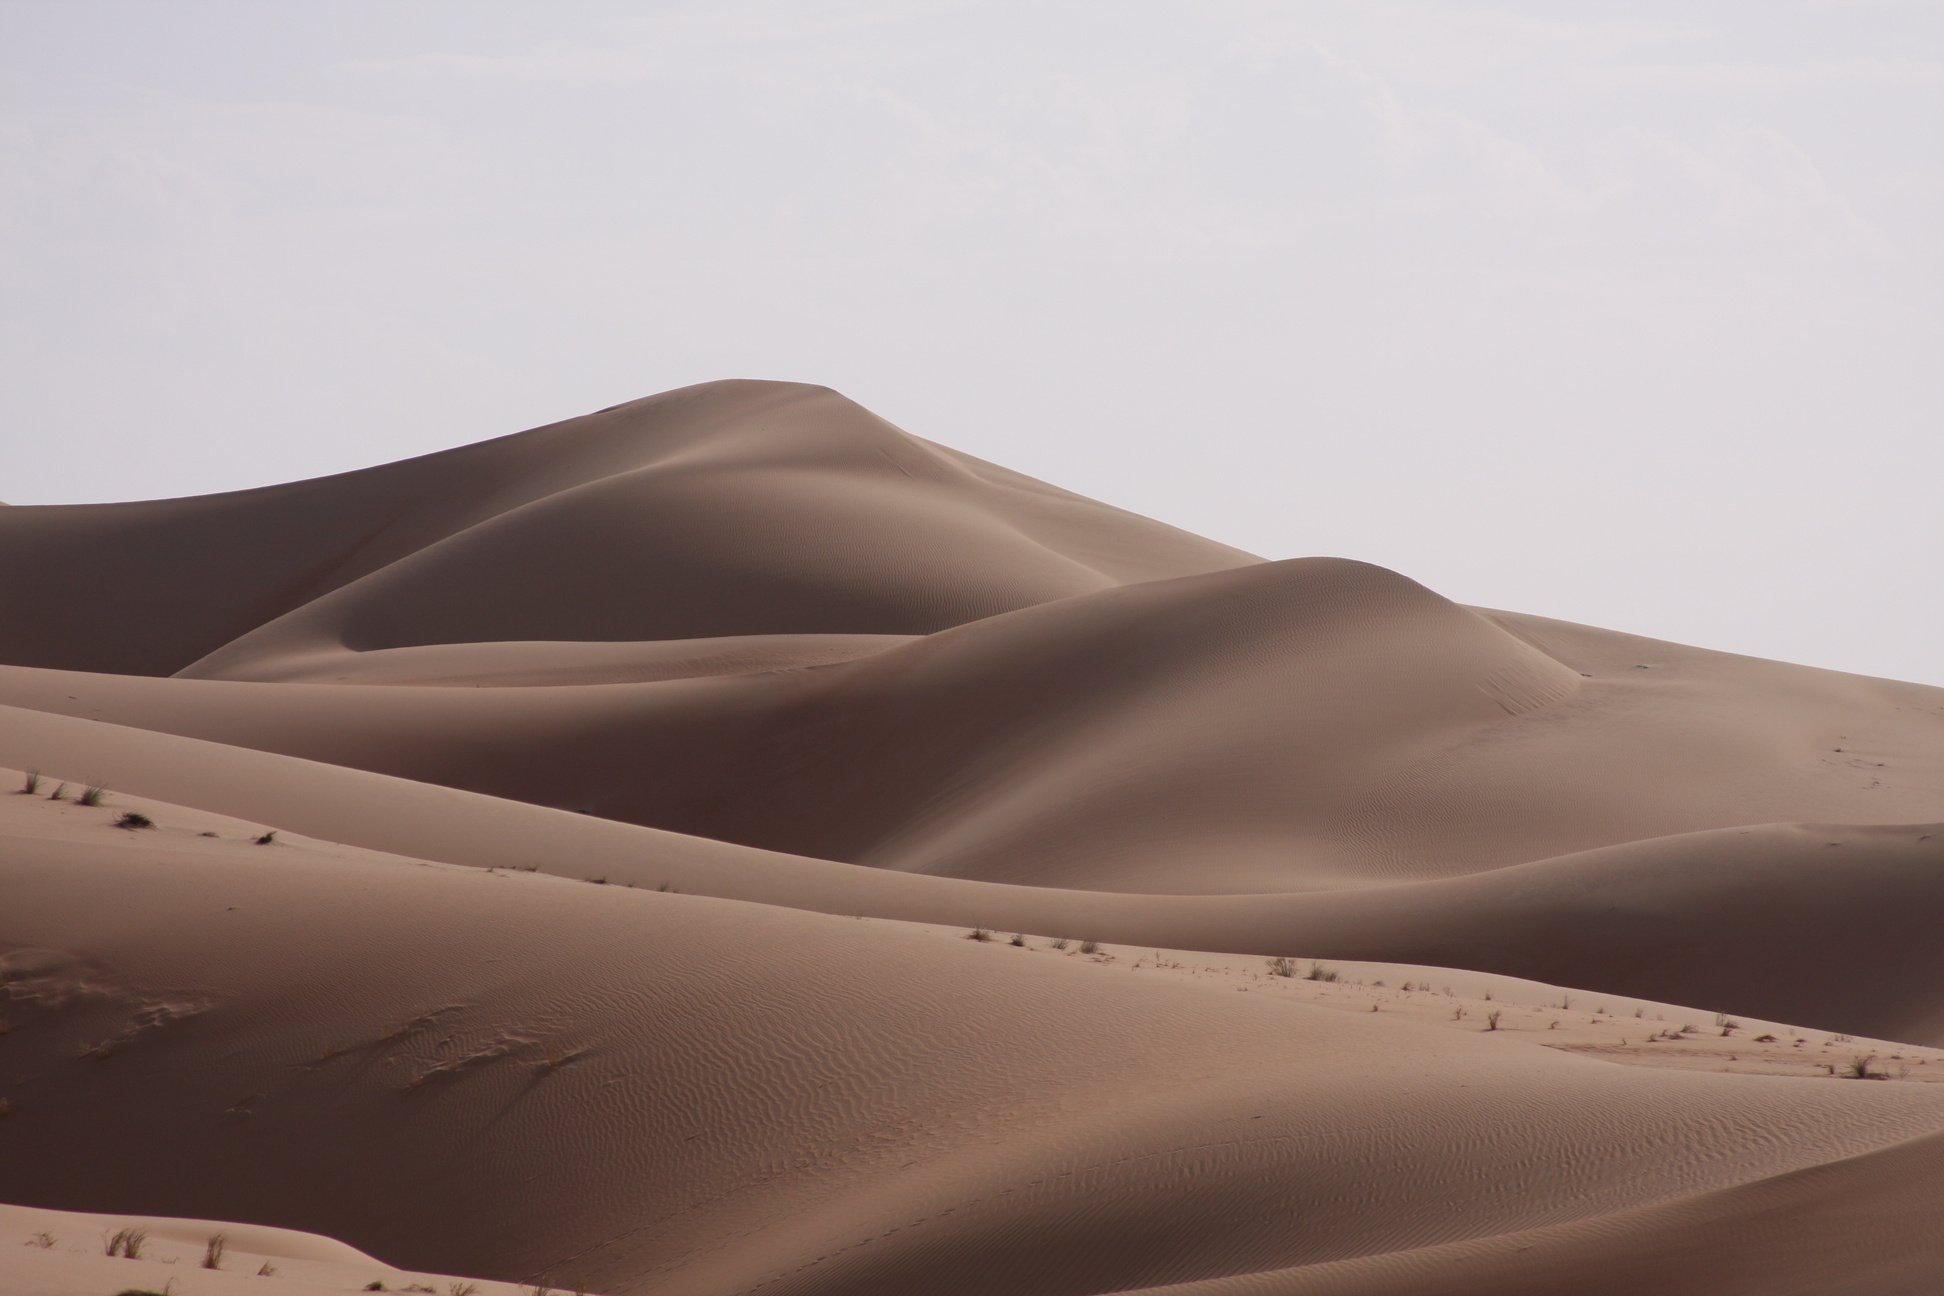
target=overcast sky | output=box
[3,1,1939,683]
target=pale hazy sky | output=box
[3,1,1939,683]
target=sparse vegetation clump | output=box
[203,1233,227,1269]
[78,784,108,807]
[115,811,155,830]
[25,1231,55,1249]
[966,926,992,942]
[1009,932,1027,947]
[1755,1033,1779,1043]
[1306,961,1339,983]
[49,782,68,800]
[1080,940,1101,955]
[1846,1055,1889,1080]
[20,769,39,795]
[258,1261,278,1277]
[1486,1010,1502,1031]
[1267,956,1296,978]
[105,1226,147,1258]
[1050,937,1069,950]
[254,830,277,845]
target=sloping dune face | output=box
[3,382,1943,1295]
[0,380,1254,678]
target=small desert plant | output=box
[1486,1010,1502,1031]
[25,1231,55,1249]
[21,769,40,794]
[449,1283,481,1296]
[1267,956,1296,978]
[1755,1033,1779,1043]
[115,811,155,830]
[49,782,67,799]
[254,830,277,845]
[1009,932,1027,947]
[258,1261,277,1276]
[966,927,992,942]
[1400,980,1416,992]
[1050,937,1069,950]
[586,876,607,885]
[1306,962,1339,983]
[364,1284,387,1292]
[203,1233,226,1269]
[1846,1055,1888,1080]
[1452,1006,1466,1021]
[105,1226,148,1258]
[1080,939,1101,955]
[78,784,108,806]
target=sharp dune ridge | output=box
[2,380,1941,1294]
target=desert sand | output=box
[2,379,1940,1295]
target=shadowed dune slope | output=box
[3,720,1941,1046]
[0,380,1254,678]
[0,557,1938,895]
[3,792,1943,1296]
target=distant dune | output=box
[3,380,1940,1295]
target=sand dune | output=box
[2,556,1936,896]
[4,783,1941,1295]
[0,381,1250,679]
[3,383,1941,1293]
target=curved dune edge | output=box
[1,555,1937,900]
[0,380,1254,679]
[4,706,1941,1046]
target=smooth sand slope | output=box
[5,784,1943,1296]
[0,381,1252,679]
[3,380,1942,1293]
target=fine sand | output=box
[2,379,1941,1294]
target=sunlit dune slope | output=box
[0,379,1253,678]
[0,556,1936,896]
[3,786,1942,1295]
